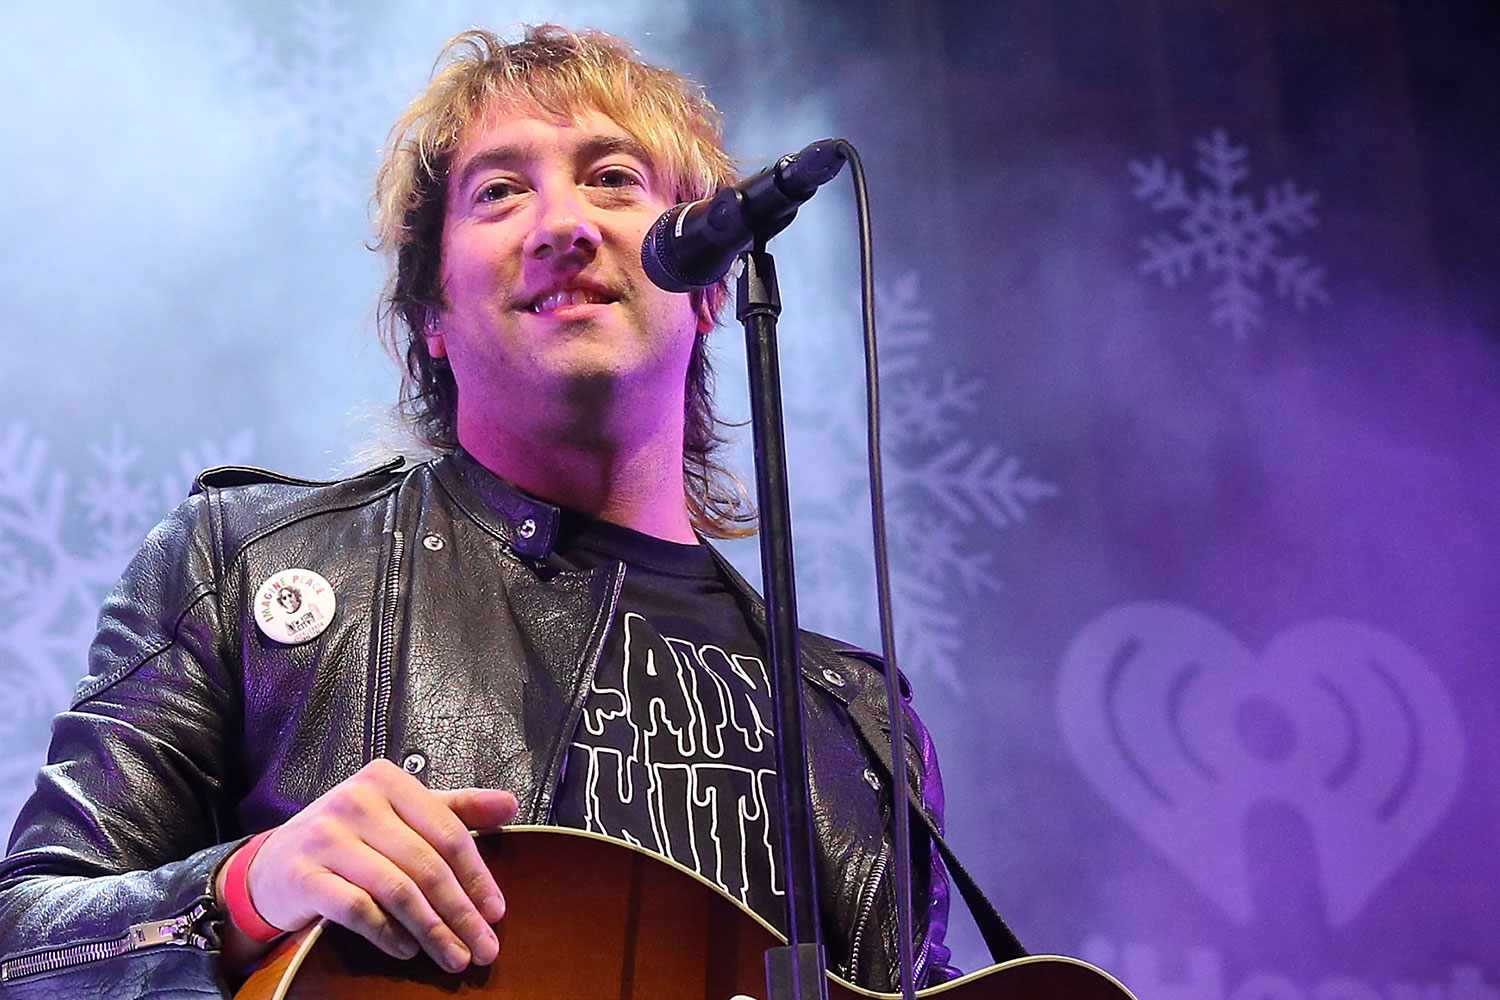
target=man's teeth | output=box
[529,289,611,313]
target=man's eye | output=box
[477,180,518,202]
[594,167,641,189]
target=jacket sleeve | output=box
[0,494,241,999]
[907,694,962,986]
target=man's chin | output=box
[525,352,637,404]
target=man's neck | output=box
[457,411,698,545]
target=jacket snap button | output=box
[401,752,427,775]
[863,767,881,791]
[820,668,846,688]
[517,518,537,540]
[421,534,445,551]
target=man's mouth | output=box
[525,288,618,314]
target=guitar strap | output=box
[907,800,1027,963]
[848,701,1028,963]
[749,621,1028,966]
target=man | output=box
[0,26,962,996]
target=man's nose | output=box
[523,186,602,264]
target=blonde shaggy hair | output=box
[372,25,754,537]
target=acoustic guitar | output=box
[233,825,1136,999]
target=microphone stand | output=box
[738,245,829,1000]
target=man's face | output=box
[430,107,710,440]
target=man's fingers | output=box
[302,870,419,961]
[326,841,474,973]
[435,787,520,831]
[361,812,501,965]
[415,787,516,921]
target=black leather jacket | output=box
[0,451,958,997]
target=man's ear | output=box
[694,294,714,335]
[424,316,447,359]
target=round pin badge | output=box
[254,569,336,645]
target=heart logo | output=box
[1057,602,1464,926]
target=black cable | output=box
[834,139,916,1000]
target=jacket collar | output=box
[431,449,562,560]
[429,448,877,711]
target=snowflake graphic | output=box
[220,1,427,217]
[1130,129,1329,338]
[782,272,1056,690]
[0,424,255,834]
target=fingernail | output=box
[445,943,469,972]
[476,928,499,964]
[483,894,505,922]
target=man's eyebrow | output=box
[453,134,659,194]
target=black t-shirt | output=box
[549,512,788,933]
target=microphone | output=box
[641,138,848,292]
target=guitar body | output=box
[234,826,1135,1000]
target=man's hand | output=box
[217,759,518,974]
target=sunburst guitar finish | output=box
[233,825,1136,1000]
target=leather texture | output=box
[0,451,959,997]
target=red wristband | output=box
[222,829,285,944]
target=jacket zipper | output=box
[0,898,217,983]
[538,561,625,821]
[371,527,405,760]
[845,841,890,978]
[913,926,933,985]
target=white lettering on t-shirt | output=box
[572,612,785,906]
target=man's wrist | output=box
[220,831,286,944]
[214,834,283,983]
